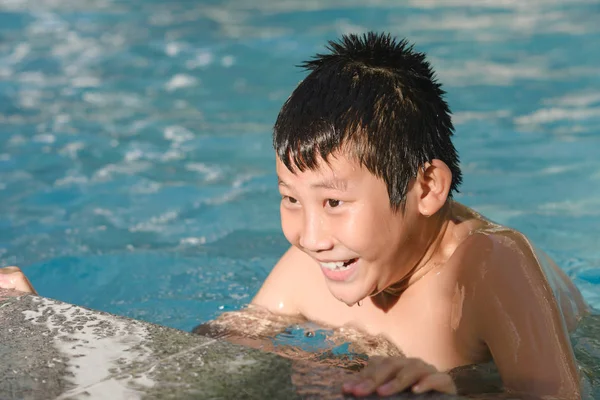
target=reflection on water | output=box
[194,306,600,399]
[272,324,368,371]
[192,305,397,371]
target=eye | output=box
[326,199,342,208]
[282,195,299,205]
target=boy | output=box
[3,32,588,399]
[238,32,588,398]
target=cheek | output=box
[342,208,382,249]
[347,206,399,251]
[280,207,300,244]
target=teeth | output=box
[320,260,354,270]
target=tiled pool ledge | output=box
[0,289,462,399]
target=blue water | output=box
[1,0,600,338]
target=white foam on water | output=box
[8,135,27,146]
[92,161,151,182]
[0,67,13,79]
[164,125,194,143]
[22,297,155,400]
[54,114,71,124]
[160,148,185,161]
[514,107,600,126]
[130,181,162,194]
[453,110,511,124]
[71,76,101,88]
[32,133,56,144]
[179,236,207,246]
[165,42,182,57]
[391,8,595,37]
[407,0,596,10]
[19,90,43,109]
[9,43,31,63]
[539,198,600,217]
[332,19,368,36]
[82,92,143,108]
[54,174,88,187]
[124,148,144,162]
[164,74,198,91]
[18,71,47,85]
[469,204,525,223]
[544,92,600,108]
[186,50,214,69]
[51,30,98,59]
[538,164,585,175]
[129,210,179,233]
[203,188,244,206]
[59,142,84,159]
[232,173,258,189]
[220,55,235,68]
[436,59,557,87]
[92,208,125,229]
[185,163,223,182]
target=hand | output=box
[342,356,457,397]
[0,266,37,294]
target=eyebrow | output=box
[278,177,348,191]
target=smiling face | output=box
[276,152,426,306]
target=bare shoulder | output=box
[452,226,549,281]
[454,227,586,329]
[251,245,319,316]
[450,227,584,397]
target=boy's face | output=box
[276,152,422,306]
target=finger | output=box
[342,357,396,394]
[413,373,457,394]
[358,355,407,380]
[376,360,437,396]
[345,358,408,396]
[357,355,387,377]
[343,355,389,387]
[0,266,22,275]
[0,267,36,294]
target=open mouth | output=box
[319,258,360,282]
[319,258,358,271]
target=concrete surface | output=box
[0,289,463,399]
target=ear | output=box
[415,159,452,217]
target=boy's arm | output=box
[467,235,581,399]
[195,246,307,336]
[251,245,307,316]
[193,246,308,350]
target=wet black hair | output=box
[273,32,462,210]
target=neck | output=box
[379,201,454,298]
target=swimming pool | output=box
[1,0,600,392]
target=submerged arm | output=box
[192,305,306,352]
[194,246,306,351]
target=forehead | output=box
[276,152,362,181]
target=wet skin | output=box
[250,153,588,398]
[2,149,590,397]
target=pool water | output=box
[1,0,600,395]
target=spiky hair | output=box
[274,32,461,209]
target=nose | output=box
[298,211,333,252]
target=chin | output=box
[326,281,374,307]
